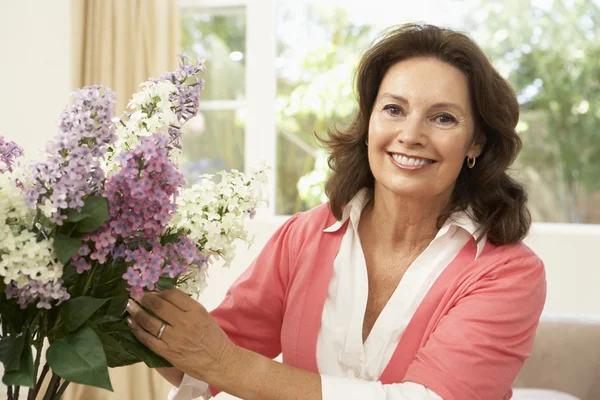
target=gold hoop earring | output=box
[365,138,369,146]
[467,155,476,169]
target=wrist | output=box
[208,345,264,398]
[205,343,244,386]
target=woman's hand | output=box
[126,288,237,383]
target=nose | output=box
[395,117,425,147]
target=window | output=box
[180,6,246,179]
[179,0,276,214]
[180,0,600,224]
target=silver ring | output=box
[156,322,167,340]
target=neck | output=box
[362,186,451,252]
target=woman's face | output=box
[367,57,482,202]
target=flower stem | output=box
[41,374,60,400]
[82,265,98,296]
[31,335,43,383]
[29,363,49,400]
[54,380,70,399]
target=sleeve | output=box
[402,254,547,400]
[167,374,211,400]
[209,213,299,358]
[167,214,300,399]
[321,377,443,400]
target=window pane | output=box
[274,2,375,215]
[181,109,245,184]
[275,0,600,223]
[181,7,246,101]
[463,0,600,224]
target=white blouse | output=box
[169,189,485,399]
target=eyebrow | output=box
[379,92,467,115]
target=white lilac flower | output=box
[105,55,205,175]
[169,164,269,273]
[177,264,208,297]
[0,172,67,309]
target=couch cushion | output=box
[512,389,580,400]
[512,314,600,400]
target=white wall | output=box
[200,218,600,316]
[525,223,600,315]
[0,0,73,161]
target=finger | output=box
[127,318,168,353]
[134,292,182,326]
[127,299,169,339]
[157,288,198,312]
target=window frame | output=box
[180,0,277,217]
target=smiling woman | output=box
[136,23,546,400]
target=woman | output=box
[126,23,546,400]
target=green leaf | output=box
[0,336,20,368]
[78,196,109,233]
[60,297,108,333]
[3,334,25,371]
[61,264,80,288]
[66,209,89,223]
[102,278,129,300]
[105,295,129,318]
[3,339,34,387]
[53,234,83,265]
[95,331,138,368]
[156,275,177,291]
[161,232,182,245]
[92,295,128,325]
[47,326,113,391]
[113,330,172,368]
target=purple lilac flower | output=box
[0,136,24,174]
[71,256,92,274]
[6,278,70,309]
[120,236,204,296]
[23,86,117,223]
[94,133,184,249]
[113,245,126,260]
[73,133,186,295]
[151,55,205,151]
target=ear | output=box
[468,132,486,158]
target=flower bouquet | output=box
[0,55,268,400]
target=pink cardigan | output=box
[210,203,547,400]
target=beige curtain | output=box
[65,1,180,399]
[72,0,180,114]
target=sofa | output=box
[512,313,600,400]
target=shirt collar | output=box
[442,210,487,259]
[323,188,371,233]
[323,188,487,259]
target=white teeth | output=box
[392,154,432,166]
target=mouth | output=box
[388,152,437,168]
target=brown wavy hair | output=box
[318,23,531,246]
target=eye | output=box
[383,104,403,116]
[433,113,458,125]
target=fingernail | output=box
[127,300,132,309]
[127,318,133,326]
